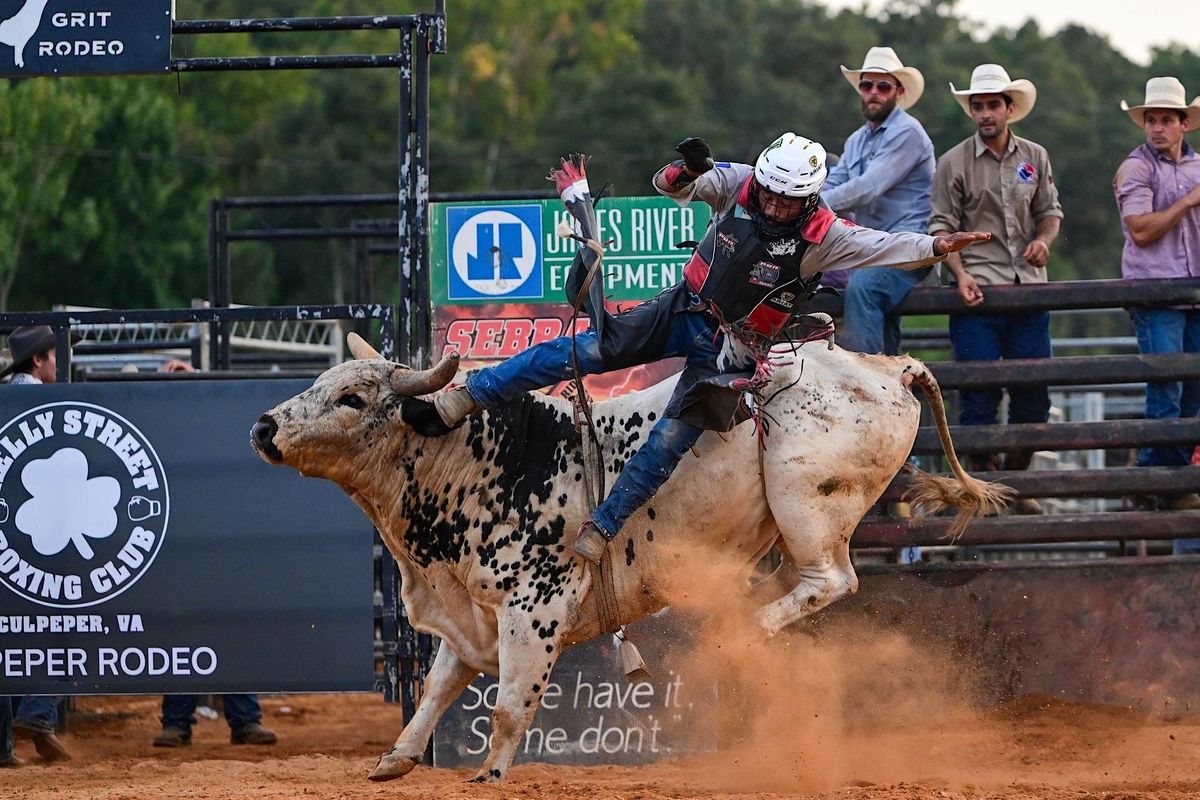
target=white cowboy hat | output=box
[1121,76,1200,128]
[840,46,924,109]
[950,64,1037,124]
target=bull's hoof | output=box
[468,768,504,783]
[367,749,421,782]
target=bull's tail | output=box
[901,363,1015,540]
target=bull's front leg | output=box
[471,598,572,782]
[369,642,479,781]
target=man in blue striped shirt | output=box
[824,46,936,355]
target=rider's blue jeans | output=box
[467,316,721,538]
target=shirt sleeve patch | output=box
[801,207,838,243]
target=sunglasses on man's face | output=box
[858,79,897,94]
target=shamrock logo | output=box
[15,448,120,560]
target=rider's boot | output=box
[571,520,610,565]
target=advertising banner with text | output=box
[430,197,710,399]
[0,1,172,77]
[0,380,375,695]
[433,615,716,768]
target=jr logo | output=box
[447,205,544,301]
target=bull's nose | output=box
[251,415,283,461]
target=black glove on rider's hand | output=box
[675,137,714,174]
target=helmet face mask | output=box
[754,183,818,224]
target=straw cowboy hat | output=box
[1121,76,1200,128]
[840,46,925,109]
[950,64,1037,124]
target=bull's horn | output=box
[390,352,460,396]
[347,332,382,360]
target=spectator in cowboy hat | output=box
[929,64,1063,515]
[824,46,936,357]
[1113,76,1200,518]
[1,324,62,384]
[2,325,73,762]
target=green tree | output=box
[0,80,102,310]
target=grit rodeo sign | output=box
[433,617,717,767]
[0,1,172,77]
[0,380,374,694]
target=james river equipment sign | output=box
[0,380,374,695]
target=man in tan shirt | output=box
[929,64,1063,513]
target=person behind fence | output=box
[823,46,936,355]
[929,64,1063,516]
[1,325,73,764]
[1113,76,1200,516]
[2,324,61,386]
[153,695,277,747]
[421,133,991,565]
[0,697,16,768]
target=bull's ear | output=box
[347,332,382,360]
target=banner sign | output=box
[0,379,375,695]
[0,1,172,77]
[430,196,707,398]
[431,197,711,306]
[433,303,684,402]
[433,615,716,767]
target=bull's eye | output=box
[337,393,365,410]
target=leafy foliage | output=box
[0,0,1193,318]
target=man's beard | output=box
[862,95,897,123]
[978,122,1005,140]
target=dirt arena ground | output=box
[7,690,1200,800]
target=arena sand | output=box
[9,545,1200,799]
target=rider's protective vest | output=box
[683,205,833,340]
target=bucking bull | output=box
[250,332,1009,782]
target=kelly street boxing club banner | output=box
[0,380,375,695]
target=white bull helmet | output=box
[754,133,827,198]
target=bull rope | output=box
[550,156,645,679]
[565,233,625,640]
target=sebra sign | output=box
[0,1,171,77]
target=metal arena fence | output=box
[820,276,1200,559]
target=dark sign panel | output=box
[0,1,171,77]
[0,380,375,694]
[433,615,716,767]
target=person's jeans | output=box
[1130,308,1200,467]
[1,698,14,759]
[161,694,263,733]
[13,696,58,734]
[949,310,1052,427]
[839,265,932,356]
[467,317,717,538]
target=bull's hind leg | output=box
[368,642,479,781]
[472,596,573,782]
[753,500,862,638]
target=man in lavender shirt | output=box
[1114,77,1200,514]
[824,46,936,355]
